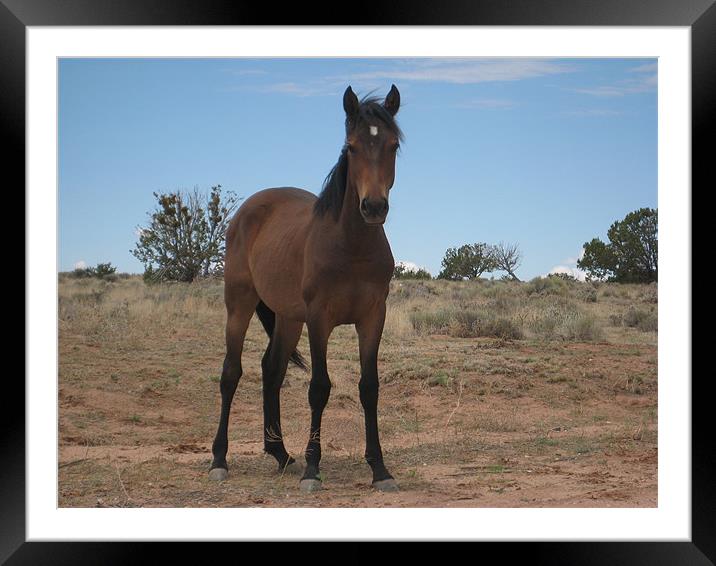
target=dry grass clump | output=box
[637,282,658,304]
[523,296,603,342]
[409,309,523,340]
[622,307,658,332]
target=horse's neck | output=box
[337,180,388,253]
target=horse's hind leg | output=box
[209,287,258,481]
[261,316,303,474]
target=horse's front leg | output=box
[300,313,333,493]
[356,302,398,492]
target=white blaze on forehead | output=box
[369,125,378,136]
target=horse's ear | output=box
[384,84,400,116]
[343,86,360,120]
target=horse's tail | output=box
[255,300,309,372]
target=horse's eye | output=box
[347,144,356,154]
[392,143,400,152]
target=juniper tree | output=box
[132,185,241,283]
[577,208,658,283]
[437,243,497,280]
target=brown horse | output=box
[209,85,403,492]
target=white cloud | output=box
[226,59,576,98]
[572,70,656,97]
[74,260,87,270]
[347,59,575,85]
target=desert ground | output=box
[58,275,657,507]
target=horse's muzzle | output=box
[360,197,389,224]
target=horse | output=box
[209,85,403,493]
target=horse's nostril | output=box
[360,197,388,218]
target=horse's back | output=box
[226,187,314,247]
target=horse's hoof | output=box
[281,461,304,476]
[373,478,399,492]
[208,468,228,481]
[299,478,322,493]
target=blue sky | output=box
[59,58,657,280]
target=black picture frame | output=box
[8,1,710,563]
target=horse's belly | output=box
[248,209,310,322]
[253,270,307,322]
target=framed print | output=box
[8,0,712,563]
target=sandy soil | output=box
[59,314,657,508]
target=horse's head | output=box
[343,85,402,225]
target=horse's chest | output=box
[327,279,387,323]
[303,259,391,323]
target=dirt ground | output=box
[58,279,657,508]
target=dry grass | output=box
[58,274,658,508]
[385,278,656,345]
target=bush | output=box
[578,285,598,303]
[410,310,454,335]
[390,280,438,301]
[410,308,523,340]
[527,276,569,296]
[623,307,658,332]
[548,272,577,282]
[562,314,604,342]
[600,285,618,298]
[70,267,94,279]
[70,262,118,280]
[393,264,432,280]
[94,262,117,278]
[526,297,603,342]
[639,283,658,304]
[478,318,523,340]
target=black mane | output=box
[314,96,403,219]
